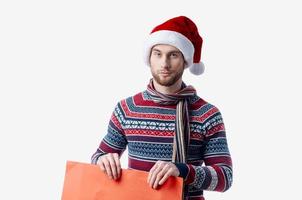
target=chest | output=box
[123,119,206,161]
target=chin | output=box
[155,77,178,87]
[152,70,183,87]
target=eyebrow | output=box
[151,48,182,54]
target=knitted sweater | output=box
[91,90,233,199]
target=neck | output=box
[153,78,183,95]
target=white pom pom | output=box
[189,62,205,75]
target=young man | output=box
[91,16,233,200]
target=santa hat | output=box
[143,16,205,75]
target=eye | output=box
[170,53,179,58]
[152,51,161,56]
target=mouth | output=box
[159,71,172,75]
[159,72,171,77]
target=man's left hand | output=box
[147,161,180,189]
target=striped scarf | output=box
[146,79,197,164]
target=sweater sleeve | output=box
[91,102,128,164]
[175,107,233,192]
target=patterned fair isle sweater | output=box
[91,90,233,200]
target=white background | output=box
[0,0,301,199]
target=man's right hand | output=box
[97,153,121,180]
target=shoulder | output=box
[190,94,224,125]
[190,95,226,137]
[190,94,221,114]
[113,91,146,110]
[117,91,145,104]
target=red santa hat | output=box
[143,16,205,75]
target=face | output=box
[150,44,186,87]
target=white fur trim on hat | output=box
[143,30,194,68]
[189,62,205,75]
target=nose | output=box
[160,56,170,69]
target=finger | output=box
[98,160,106,173]
[112,153,121,178]
[149,162,165,188]
[153,164,170,189]
[148,162,163,187]
[158,168,173,185]
[147,163,158,184]
[107,154,118,180]
[102,158,113,179]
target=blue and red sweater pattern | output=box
[92,90,233,199]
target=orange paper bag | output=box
[61,161,183,200]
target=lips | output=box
[160,71,171,75]
[160,73,171,77]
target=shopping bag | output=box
[61,161,183,200]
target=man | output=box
[91,16,233,200]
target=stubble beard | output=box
[151,68,184,87]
